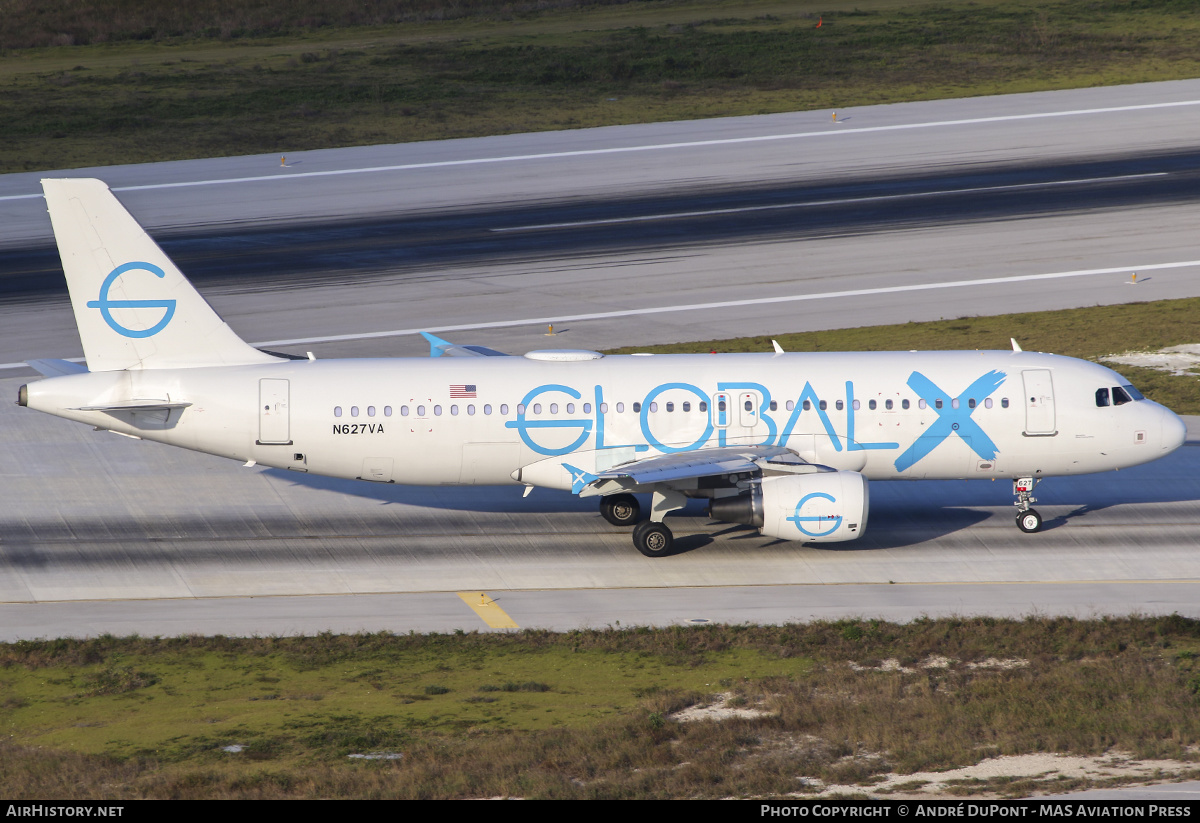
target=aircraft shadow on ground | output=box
[267,469,1022,552]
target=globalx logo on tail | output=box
[87,262,176,338]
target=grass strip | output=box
[3,0,1200,172]
[2,616,1199,798]
[605,296,1200,415]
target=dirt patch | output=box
[1102,345,1200,377]
[813,751,1197,798]
[671,692,776,722]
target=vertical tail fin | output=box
[42,178,280,371]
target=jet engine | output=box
[708,471,868,542]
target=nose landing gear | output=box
[1014,477,1042,533]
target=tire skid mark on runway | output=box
[492,173,1169,232]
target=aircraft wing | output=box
[420,332,510,358]
[568,445,824,496]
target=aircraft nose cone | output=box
[1162,409,1187,453]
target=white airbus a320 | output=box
[18,179,1187,556]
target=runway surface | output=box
[2,80,1200,639]
[3,79,1200,370]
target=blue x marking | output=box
[893,370,1005,473]
[561,463,599,495]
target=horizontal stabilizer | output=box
[26,358,88,377]
[72,399,192,412]
[421,332,509,358]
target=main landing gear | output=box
[1014,477,1042,533]
[599,490,685,558]
[633,521,673,558]
[599,493,640,527]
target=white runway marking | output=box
[492,173,1169,232]
[252,258,1200,347]
[2,99,1197,202]
[4,258,1196,369]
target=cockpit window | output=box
[1123,384,1144,401]
[1095,388,1110,407]
[1112,386,1133,406]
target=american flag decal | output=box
[450,384,477,398]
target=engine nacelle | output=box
[709,471,869,542]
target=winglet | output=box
[419,331,510,357]
[421,331,453,357]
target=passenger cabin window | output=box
[934,400,943,410]
[666,402,674,412]
[1001,398,1009,409]
[401,406,410,416]
[500,404,509,415]
[682,402,690,412]
[786,401,795,411]
[819,400,827,411]
[351,406,359,417]
[868,400,877,410]
[902,399,910,410]
[633,402,642,413]
[384,406,393,417]
[984,398,992,409]
[769,400,777,411]
[885,399,893,410]
[699,401,708,412]
[803,400,811,411]
[967,399,975,409]
[836,400,844,411]
[334,406,343,417]
[1096,388,1111,407]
